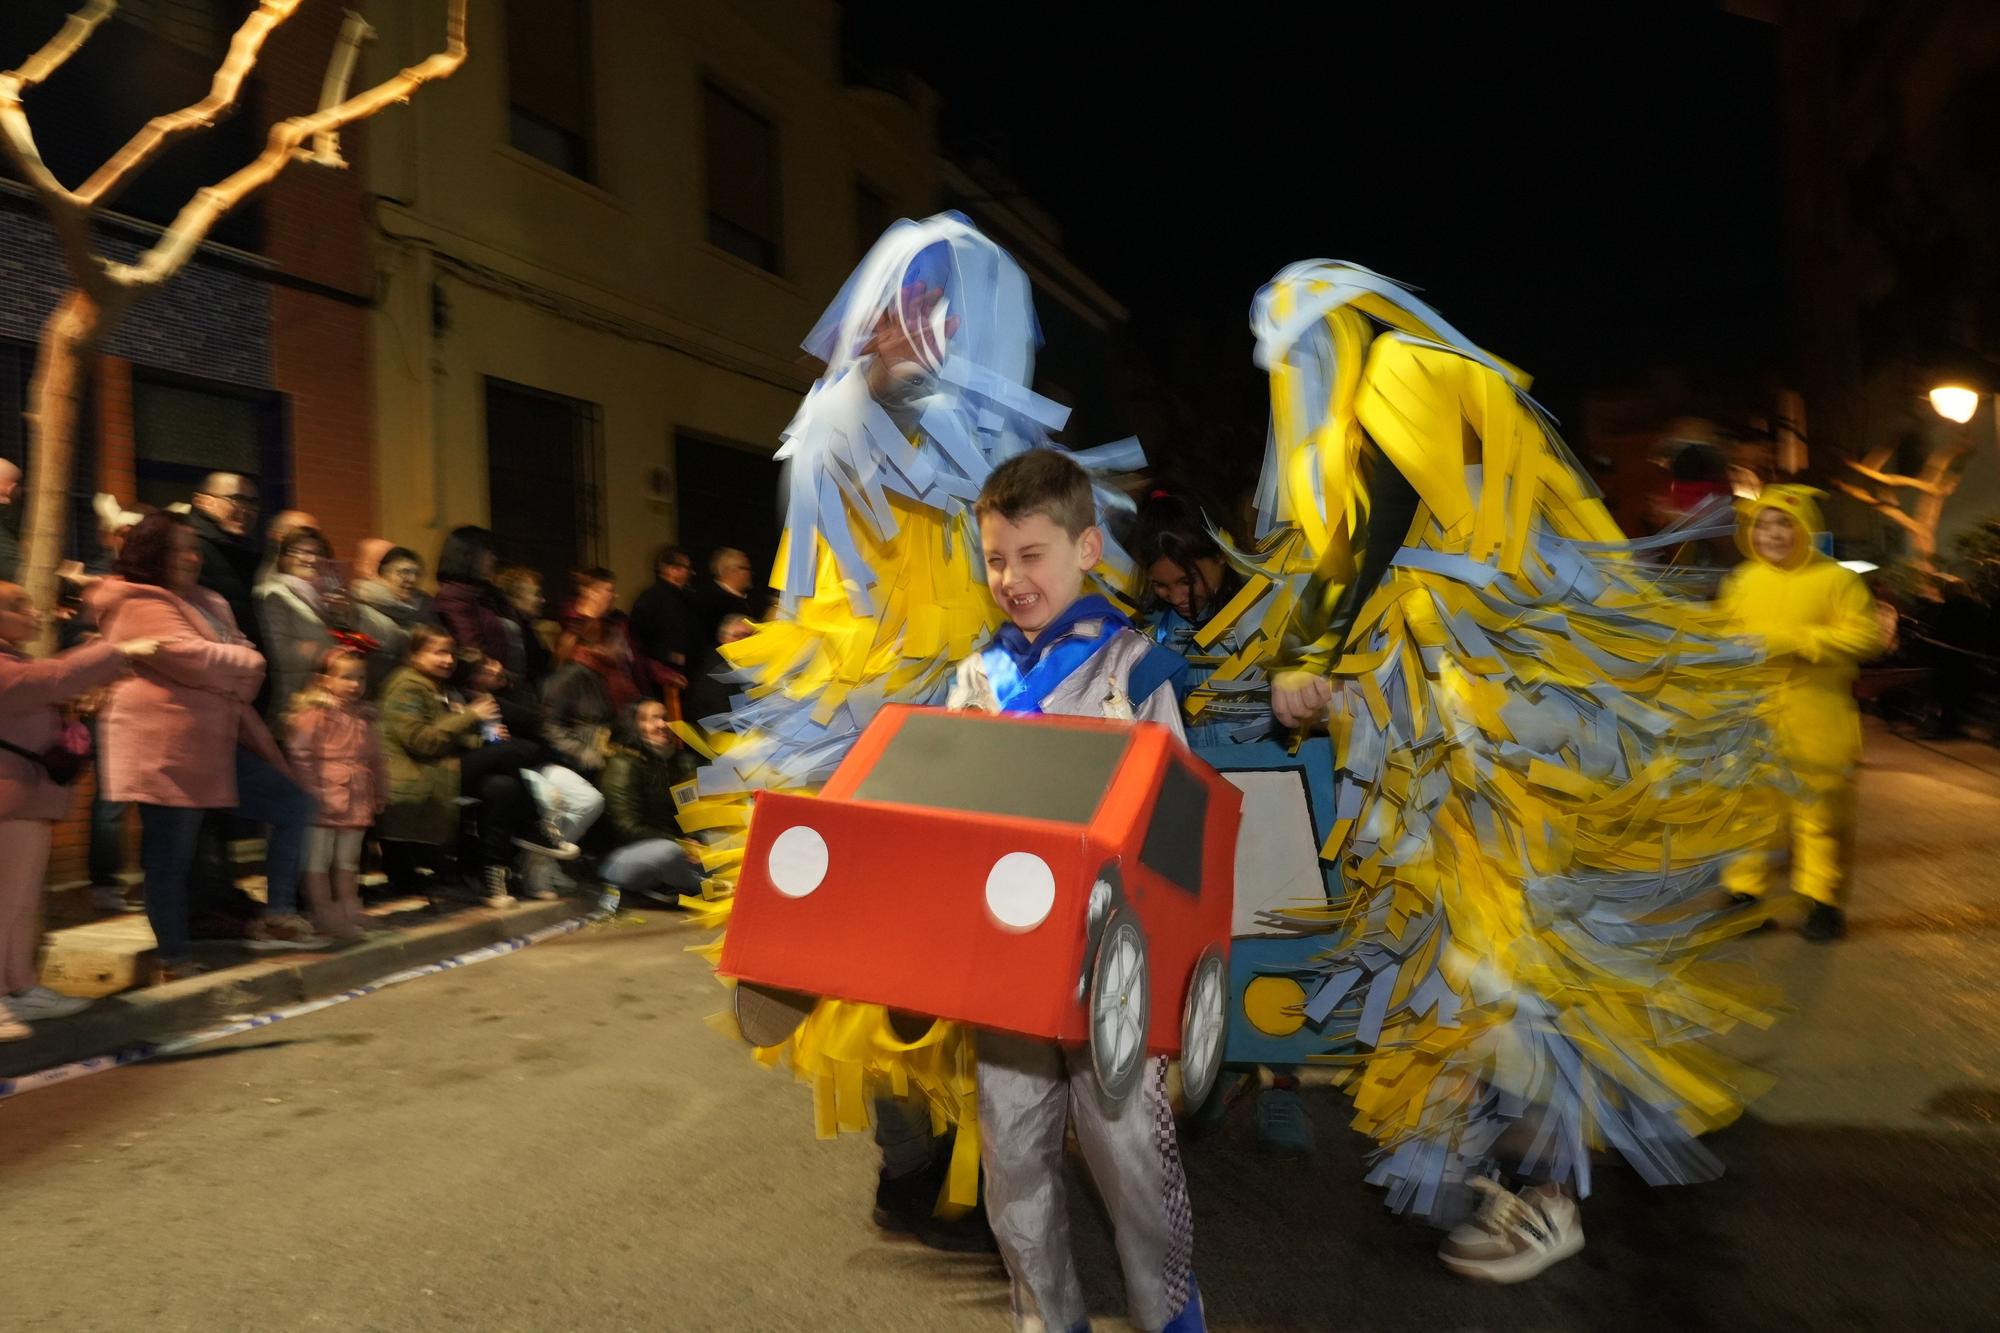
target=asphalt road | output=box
[2,723,1996,1331]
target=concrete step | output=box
[2,896,588,1079]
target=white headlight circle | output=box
[767,825,829,898]
[985,852,1056,931]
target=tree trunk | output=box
[20,287,106,655]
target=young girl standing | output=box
[285,648,387,941]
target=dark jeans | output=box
[138,805,206,963]
[232,749,314,918]
[469,772,534,867]
[89,791,128,886]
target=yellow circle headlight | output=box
[1243,975,1308,1037]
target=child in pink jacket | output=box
[284,648,387,942]
[0,582,156,1041]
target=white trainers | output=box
[1439,1177,1584,1283]
[4,986,92,1021]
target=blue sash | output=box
[981,626,1118,716]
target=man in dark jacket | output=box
[189,471,264,649]
[628,545,701,700]
[693,546,753,646]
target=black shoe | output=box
[873,1157,998,1254]
[1801,903,1846,942]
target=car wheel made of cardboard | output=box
[1178,946,1228,1107]
[734,980,816,1049]
[1089,906,1151,1102]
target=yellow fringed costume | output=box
[676,214,1143,1208]
[1250,262,1785,1220]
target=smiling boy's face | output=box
[978,509,1102,643]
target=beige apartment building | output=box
[360,0,946,591]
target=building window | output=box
[856,181,895,260]
[704,83,781,272]
[131,372,287,517]
[506,0,594,181]
[485,378,603,595]
[673,431,779,587]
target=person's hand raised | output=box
[469,694,501,723]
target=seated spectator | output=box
[452,653,601,899]
[597,700,705,907]
[348,539,431,691]
[89,513,326,979]
[0,582,156,1040]
[680,612,756,725]
[694,547,754,645]
[433,527,517,673]
[256,526,346,731]
[380,626,572,909]
[556,566,639,709]
[629,545,699,712]
[493,563,557,690]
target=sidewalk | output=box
[3,882,588,1079]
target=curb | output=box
[0,899,584,1080]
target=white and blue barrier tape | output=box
[0,912,594,1102]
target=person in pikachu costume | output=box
[1718,484,1886,941]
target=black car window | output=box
[1138,759,1208,896]
[850,710,1129,825]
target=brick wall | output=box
[261,3,377,562]
[42,10,380,889]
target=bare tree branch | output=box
[77,0,303,209]
[1845,453,1968,496]
[9,0,115,92]
[1831,478,1926,535]
[308,10,377,168]
[111,0,468,289]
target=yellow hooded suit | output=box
[1718,486,1884,905]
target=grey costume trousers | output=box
[977,1033,1195,1332]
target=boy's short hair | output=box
[974,449,1095,539]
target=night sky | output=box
[847,2,1786,490]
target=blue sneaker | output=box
[1162,1277,1206,1332]
[1254,1087,1315,1155]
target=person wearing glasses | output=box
[189,473,266,656]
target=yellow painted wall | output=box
[361,0,939,586]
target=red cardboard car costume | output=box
[720,703,1242,1105]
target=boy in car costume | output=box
[951,448,1204,1333]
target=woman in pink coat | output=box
[0,582,156,1041]
[89,513,323,979]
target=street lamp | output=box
[1929,384,1980,423]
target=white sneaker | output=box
[1439,1178,1584,1284]
[4,986,92,1021]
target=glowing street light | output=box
[1929,384,1980,424]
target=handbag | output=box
[0,720,92,786]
